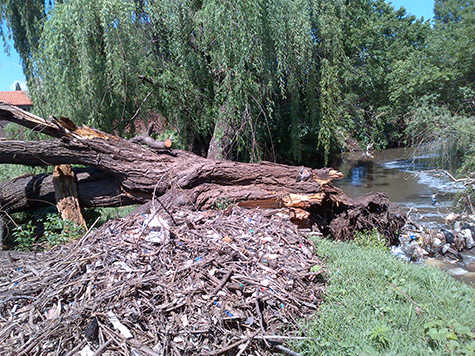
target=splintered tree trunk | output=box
[0,167,145,213]
[52,164,86,228]
[0,102,406,242]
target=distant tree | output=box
[434,0,472,24]
[340,0,431,148]
[392,0,475,114]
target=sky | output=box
[0,1,435,92]
[390,0,435,22]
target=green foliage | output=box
[6,206,137,251]
[424,320,475,354]
[43,213,85,246]
[368,325,391,349]
[12,212,85,250]
[212,197,234,210]
[0,164,45,183]
[354,229,389,251]
[296,239,475,355]
[29,0,151,134]
[0,0,45,79]
[1,0,433,165]
[396,0,475,122]
[11,220,37,251]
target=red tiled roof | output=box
[0,91,33,106]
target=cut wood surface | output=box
[0,102,406,241]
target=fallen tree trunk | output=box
[0,138,347,208]
[0,167,145,213]
[0,102,406,242]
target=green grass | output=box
[296,238,475,356]
[0,164,50,182]
[93,205,140,225]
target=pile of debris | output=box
[393,212,475,262]
[0,204,324,355]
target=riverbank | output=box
[296,237,475,355]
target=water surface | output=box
[335,147,475,285]
[335,147,459,227]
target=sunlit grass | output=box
[295,238,475,355]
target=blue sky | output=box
[390,0,435,22]
[0,32,27,91]
[0,1,435,92]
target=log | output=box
[0,167,145,213]
[0,138,346,208]
[0,102,406,242]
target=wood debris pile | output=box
[0,204,324,355]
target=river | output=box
[334,147,475,284]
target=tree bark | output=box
[0,167,145,213]
[0,102,406,241]
[0,138,345,207]
[207,117,233,160]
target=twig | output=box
[127,339,162,356]
[273,344,303,356]
[92,338,114,356]
[154,196,177,226]
[134,208,159,246]
[209,331,259,355]
[254,335,319,341]
[64,339,87,356]
[255,290,266,336]
[76,216,101,248]
[235,337,252,356]
[0,295,38,304]
[127,91,153,125]
[212,269,233,295]
[17,321,60,356]
[388,282,426,317]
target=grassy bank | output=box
[297,238,475,356]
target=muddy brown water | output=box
[334,147,475,285]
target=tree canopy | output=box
[1,0,475,167]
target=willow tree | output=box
[28,0,152,133]
[146,0,318,162]
[1,0,432,165]
[0,0,45,80]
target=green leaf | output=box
[311,265,323,273]
[454,322,473,336]
[428,328,447,342]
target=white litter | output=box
[107,311,133,339]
